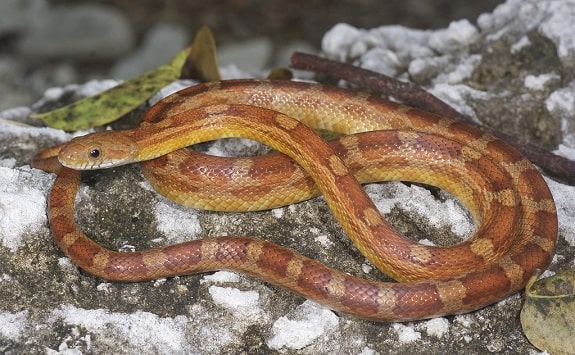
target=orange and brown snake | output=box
[34,79,558,321]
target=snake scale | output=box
[36,79,557,321]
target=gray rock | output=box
[0,0,28,35]
[218,37,274,74]
[0,56,31,110]
[111,23,190,80]
[17,4,135,62]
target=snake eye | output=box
[90,149,100,158]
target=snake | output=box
[37,79,558,321]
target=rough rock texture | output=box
[1,0,575,354]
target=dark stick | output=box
[290,51,575,185]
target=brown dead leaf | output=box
[521,268,575,354]
[181,26,221,82]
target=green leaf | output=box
[521,268,575,354]
[30,48,188,131]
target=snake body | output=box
[46,79,557,321]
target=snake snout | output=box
[58,131,138,170]
[58,140,104,170]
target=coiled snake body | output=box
[41,79,557,321]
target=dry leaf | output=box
[521,268,575,354]
[181,25,221,82]
[266,67,293,80]
[30,49,188,131]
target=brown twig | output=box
[290,51,575,184]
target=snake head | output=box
[58,131,139,170]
